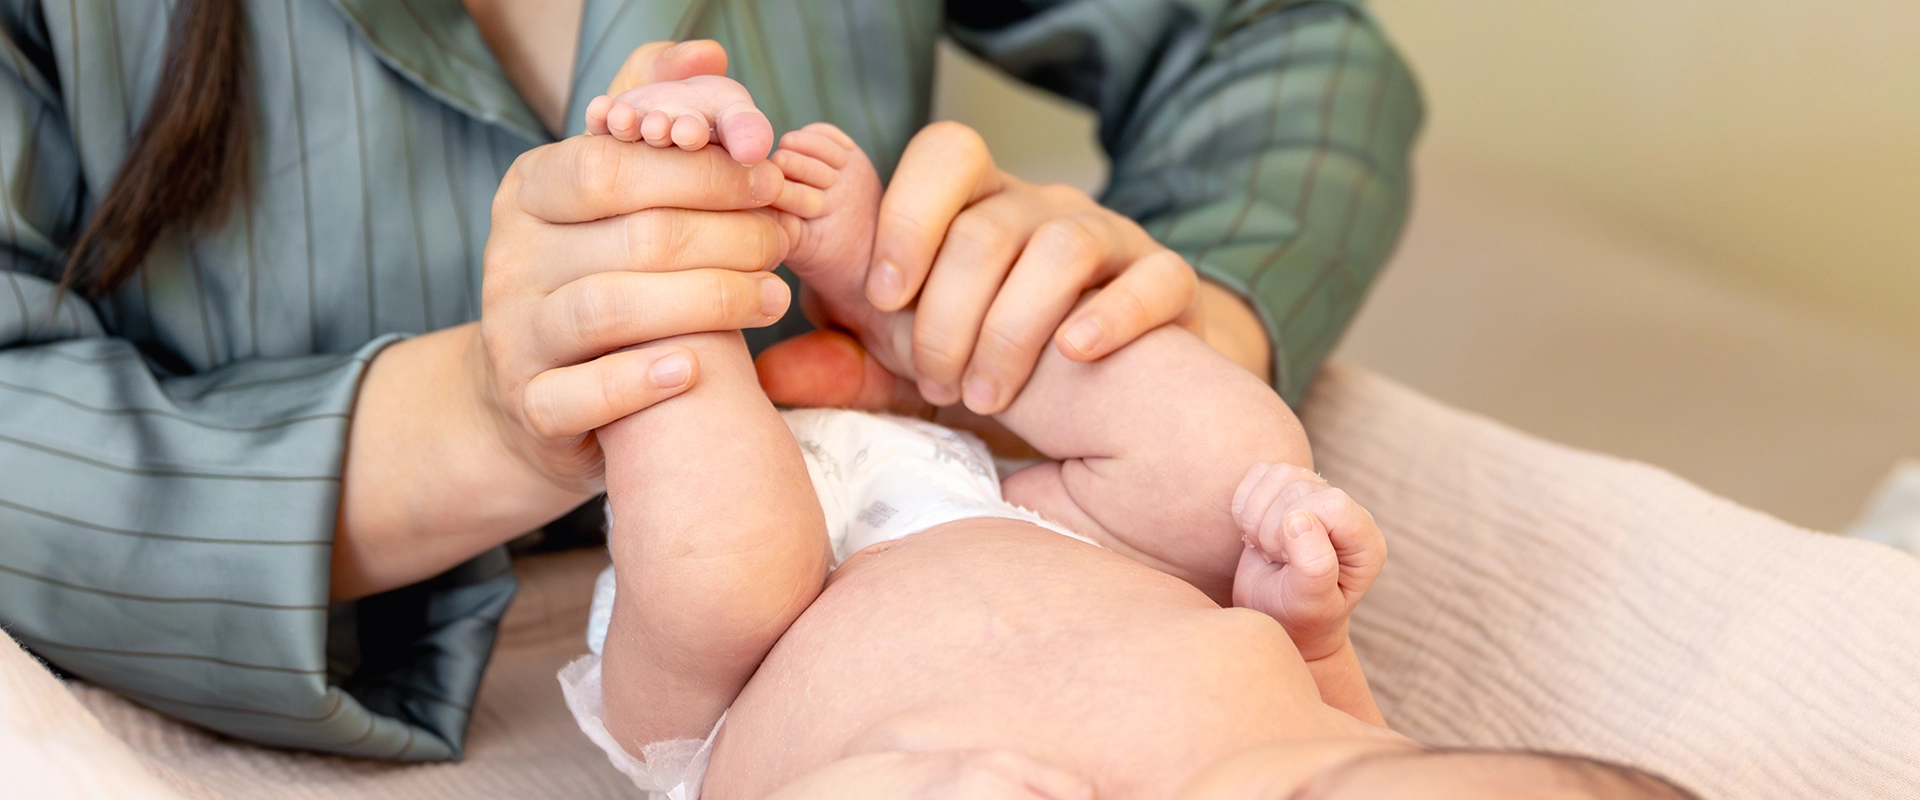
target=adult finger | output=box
[529,269,789,366]
[869,121,1006,311]
[907,189,1059,404]
[520,345,698,439]
[958,213,1138,414]
[506,136,783,224]
[496,208,788,295]
[1054,249,1199,361]
[605,39,729,96]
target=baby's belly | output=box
[703,519,1336,800]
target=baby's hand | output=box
[583,74,775,164]
[1231,462,1386,660]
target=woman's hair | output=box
[60,0,251,298]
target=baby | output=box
[564,80,1701,799]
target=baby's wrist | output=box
[1289,621,1352,663]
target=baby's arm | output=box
[1231,464,1386,725]
[991,320,1309,603]
[992,321,1387,724]
[596,332,830,747]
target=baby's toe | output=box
[606,102,642,141]
[640,110,674,146]
[584,95,615,136]
[777,127,852,169]
[771,149,840,191]
[774,180,827,220]
[714,104,775,164]
[801,121,859,151]
[670,112,712,150]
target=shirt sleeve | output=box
[946,0,1424,404]
[0,4,511,759]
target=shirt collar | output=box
[329,0,550,144]
[329,0,707,144]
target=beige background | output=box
[1369,0,1920,351]
[929,2,1920,532]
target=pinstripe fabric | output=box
[0,0,1418,757]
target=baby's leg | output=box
[768,123,915,374]
[597,331,830,747]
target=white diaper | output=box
[558,409,1096,798]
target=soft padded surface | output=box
[1312,365,1920,799]
[4,364,1918,798]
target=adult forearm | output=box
[331,323,590,601]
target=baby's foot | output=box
[1231,462,1387,660]
[768,123,909,369]
[583,74,775,164]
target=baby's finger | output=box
[671,112,713,150]
[1279,511,1339,582]
[1285,488,1386,594]
[1237,465,1325,536]
[1285,489,1382,559]
[1237,467,1293,536]
[1232,462,1273,521]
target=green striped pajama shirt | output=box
[0,0,1420,758]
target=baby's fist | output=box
[1230,462,1386,660]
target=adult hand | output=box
[476,41,791,495]
[866,121,1204,415]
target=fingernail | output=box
[650,354,692,388]
[869,260,903,307]
[962,374,997,412]
[1061,316,1104,356]
[748,162,783,204]
[1286,510,1316,539]
[760,275,790,317]
[917,378,957,406]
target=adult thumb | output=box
[755,330,927,414]
[606,39,729,95]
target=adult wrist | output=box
[458,323,598,506]
[333,324,590,600]
[1196,278,1273,382]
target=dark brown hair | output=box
[60,0,251,298]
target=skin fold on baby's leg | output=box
[596,331,830,749]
